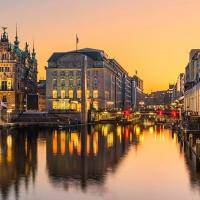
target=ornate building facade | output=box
[0,27,37,112]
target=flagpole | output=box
[76,34,78,51]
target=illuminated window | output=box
[61,90,65,99]
[77,90,81,98]
[87,90,90,98]
[52,90,57,99]
[69,90,73,98]
[93,90,98,98]
[93,101,99,110]
[7,78,12,90]
[77,103,81,111]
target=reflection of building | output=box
[0,27,37,112]
[37,80,46,111]
[46,48,134,111]
[46,124,138,189]
[131,74,144,109]
[0,131,37,199]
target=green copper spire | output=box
[32,41,37,65]
[14,24,19,47]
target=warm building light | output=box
[7,78,12,90]
[60,131,66,155]
[7,135,12,162]
[93,131,98,156]
[87,90,90,98]
[69,90,74,99]
[52,101,57,109]
[107,132,114,148]
[136,126,141,135]
[52,130,58,154]
[77,90,81,98]
[61,90,65,99]
[87,134,90,155]
[52,90,57,99]
[149,127,154,134]
[93,90,98,98]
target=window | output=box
[77,79,81,87]
[7,78,12,90]
[93,101,99,110]
[69,79,73,87]
[60,71,65,76]
[61,90,65,99]
[2,96,7,103]
[69,71,73,77]
[52,79,57,88]
[94,79,98,87]
[77,90,81,98]
[87,90,90,98]
[69,90,73,98]
[52,90,57,99]
[61,79,65,87]
[77,71,81,77]
[93,90,98,98]
[2,81,7,91]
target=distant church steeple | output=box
[14,24,19,48]
[32,41,36,58]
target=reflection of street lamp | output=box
[7,109,12,123]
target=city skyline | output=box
[2,0,200,92]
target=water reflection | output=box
[0,129,37,199]
[1,123,200,199]
[46,124,139,189]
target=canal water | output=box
[0,122,200,200]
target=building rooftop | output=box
[48,48,106,63]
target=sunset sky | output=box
[1,0,200,92]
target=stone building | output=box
[46,48,132,111]
[0,27,37,112]
[131,74,144,109]
[172,73,184,102]
[184,49,200,113]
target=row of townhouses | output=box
[184,49,200,113]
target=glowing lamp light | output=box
[123,109,130,117]
[171,110,177,118]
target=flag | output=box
[76,34,79,51]
[76,34,79,44]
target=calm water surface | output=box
[0,122,200,200]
